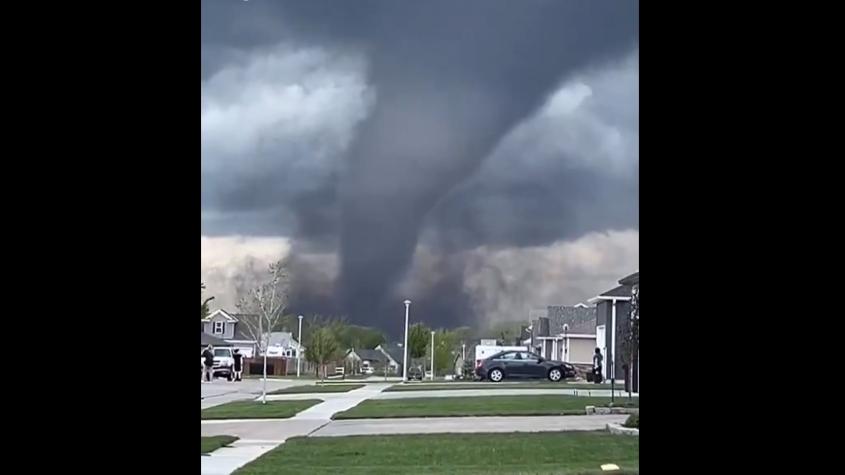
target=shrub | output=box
[623,413,639,429]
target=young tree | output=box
[201,283,215,319]
[235,259,290,403]
[305,327,339,381]
[408,323,430,371]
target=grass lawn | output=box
[334,395,637,419]
[201,399,322,420]
[234,431,638,474]
[201,435,238,455]
[384,382,631,392]
[267,384,364,395]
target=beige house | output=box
[525,304,597,365]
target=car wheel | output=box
[489,368,504,382]
[548,368,563,382]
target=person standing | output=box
[202,345,215,382]
[592,347,604,384]
[232,348,244,382]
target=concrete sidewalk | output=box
[310,414,628,437]
[374,388,638,399]
[201,383,391,474]
[263,387,638,401]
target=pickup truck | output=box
[201,347,235,381]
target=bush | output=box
[623,413,639,429]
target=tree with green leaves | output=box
[201,283,215,319]
[408,322,430,373]
[305,327,340,381]
[335,324,386,351]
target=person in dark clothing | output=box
[592,347,604,384]
[232,349,244,382]
[202,345,215,382]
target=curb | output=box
[585,406,639,415]
[606,422,639,436]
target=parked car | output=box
[201,347,235,381]
[475,350,576,382]
[407,366,424,381]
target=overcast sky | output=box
[201,0,639,334]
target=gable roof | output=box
[201,332,230,347]
[203,309,238,323]
[619,271,639,286]
[264,332,302,348]
[376,343,405,366]
[547,305,596,335]
[600,285,631,298]
[350,349,387,362]
[228,313,258,341]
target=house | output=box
[588,271,638,387]
[345,348,387,374]
[525,304,597,365]
[374,343,405,375]
[265,332,305,359]
[202,309,259,356]
[201,309,306,359]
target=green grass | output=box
[234,431,638,474]
[201,399,322,420]
[267,384,364,394]
[384,381,630,392]
[333,395,637,419]
[201,435,238,455]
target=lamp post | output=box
[403,299,411,383]
[296,315,303,377]
[430,330,435,381]
[563,324,569,362]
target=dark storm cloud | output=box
[201,0,639,332]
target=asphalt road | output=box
[201,379,300,409]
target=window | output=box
[213,321,225,335]
[496,352,517,360]
[520,352,539,361]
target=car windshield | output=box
[213,349,231,357]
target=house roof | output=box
[351,349,386,362]
[546,306,596,335]
[377,343,405,366]
[265,332,301,348]
[201,332,230,347]
[600,285,631,297]
[619,271,639,286]
[229,314,258,341]
[203,309,239,323]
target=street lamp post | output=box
[563,324,569,362]
[296,315,303,377]
[430,330,435,381]
[403,299,411,383]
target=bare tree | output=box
[235,259,290,404]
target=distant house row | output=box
[200,309,305,358]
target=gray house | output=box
[374,343,405,375]
[526,304,597,364]
[589,271,638,388]
[201,309,259,357]
[346,348,387,374]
